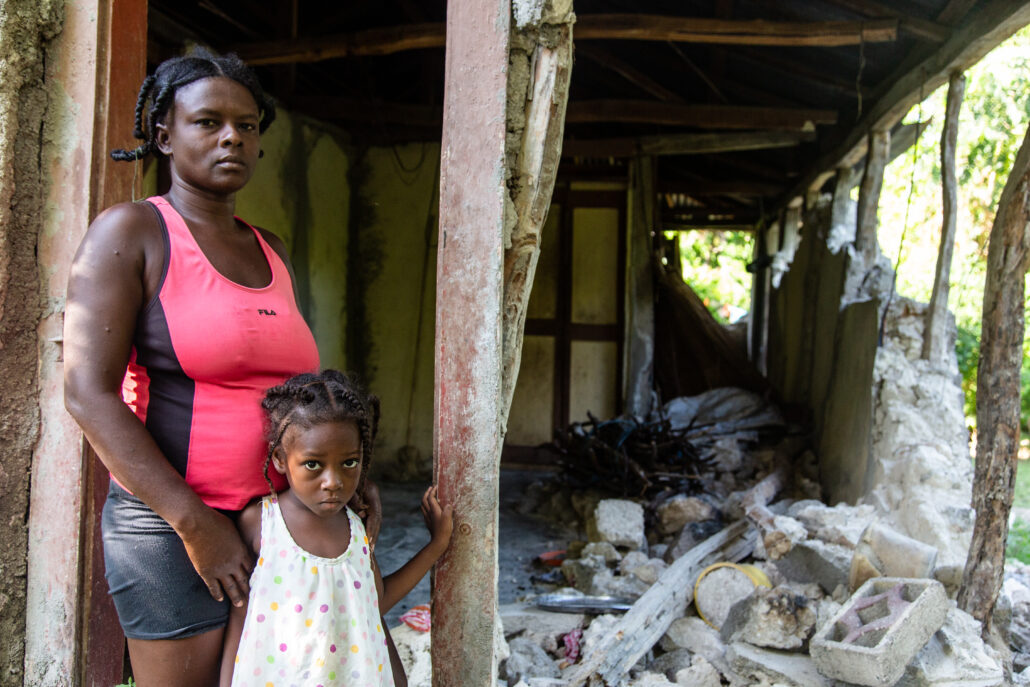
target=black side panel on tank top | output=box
[133,201,194,478]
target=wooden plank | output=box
[229,16,898,66]
[562,130,811,158]
[566,100,837,129]
[922,73,965,362]
[855,129,890,263]
[575,15,898,46]
[957,122,1030,630]
[937,0,979,25]
[816,0,951,42]
[777,0,1030,209]
[430,0,508,683]
[565,520,756,686]
[575,44,683,103]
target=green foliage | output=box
[672,230,753,324]
[1008,518,1030,564]
[878,26,1030,427]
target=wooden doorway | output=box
[505,187,627,462]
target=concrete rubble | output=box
[388,299,1021,686]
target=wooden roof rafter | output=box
[230,15,899,66]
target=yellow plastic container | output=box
[693,562,772,629]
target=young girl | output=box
[220,370,453,686]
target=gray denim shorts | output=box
[102,482,234,640]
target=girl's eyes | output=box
[343,458,360,469]
[303,460,321,470]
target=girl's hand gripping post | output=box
[420,485,454,556]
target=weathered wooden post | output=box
[431,0,509,684]
[958,123,1030,631]
[922,72,966,362]
[855,129,890,266]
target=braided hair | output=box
[261,370,380,502]
[110,47,276,162]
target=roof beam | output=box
[574,15,898,46]
[565,101,836,129]
[658,180,785,196]
[575,44,684,102]
[562,130,813,158]
[815,0,951,42]
[778,0,1030,210]
[229,16,897,65]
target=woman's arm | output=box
[64,203,253,606]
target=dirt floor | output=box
[376,470,574,627]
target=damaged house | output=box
[2,0,1030,685]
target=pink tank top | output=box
[121,196,320,510]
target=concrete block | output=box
[726,642,832,687]
[720,586,817,650]
[591,499,646,550]
[850,523,938,591]
[810,577,949,687]
[776,539,852,594]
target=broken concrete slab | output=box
[849,522,939,591]
[673,655,722,687]
[776,538,853,594]
[656,495,718,535]
[810,577,949,687]
[500,603,585,638]
[896,605,1003,686]
[659,616,730,675]
[647,648,693,680]
[787,500,877,549]
[720,585,817,650]
[590,499,647,550]
[726,641,832,687]
[503,636,561,684]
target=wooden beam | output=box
[855,129,890,263]
[957,121,1030,631]
[431,0,507,683]
[566,101,836,129]
[923,73,965,362]
[574,15,898,47]
[732,47,872,98]
[816,0,951,42]
[229,15,898,65]
[286,96,443,128]
[778,0,1030,211]
[658,179,784,196]
[937,0,979,25]
[575,44,684,103]
[562,130,813,158]
[566,521,756,686]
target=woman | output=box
[64,49,377,686]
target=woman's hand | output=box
[178,507,254,606]
[350,479,383,550]
[421,486,454,553]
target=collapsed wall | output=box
[864,297,974,570]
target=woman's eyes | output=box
[238,122,257,132]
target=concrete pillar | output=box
[431,0,509,684]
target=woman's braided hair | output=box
[110,46,276,162]
[261,370,380,502]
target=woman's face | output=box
[156,76,261,195]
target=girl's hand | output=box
[420,486,454,552]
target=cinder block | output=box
[810,577,948,687]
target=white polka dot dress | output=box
[231,496,394,687]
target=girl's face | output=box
[155,76,261,195]
[273,420,363,517]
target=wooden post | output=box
[431,0,508,684]
[855,129,890,264]
[957,123,1030,631]
[922,72,966,362]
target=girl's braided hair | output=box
[110,46,276,162]
[261,370,380,502]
